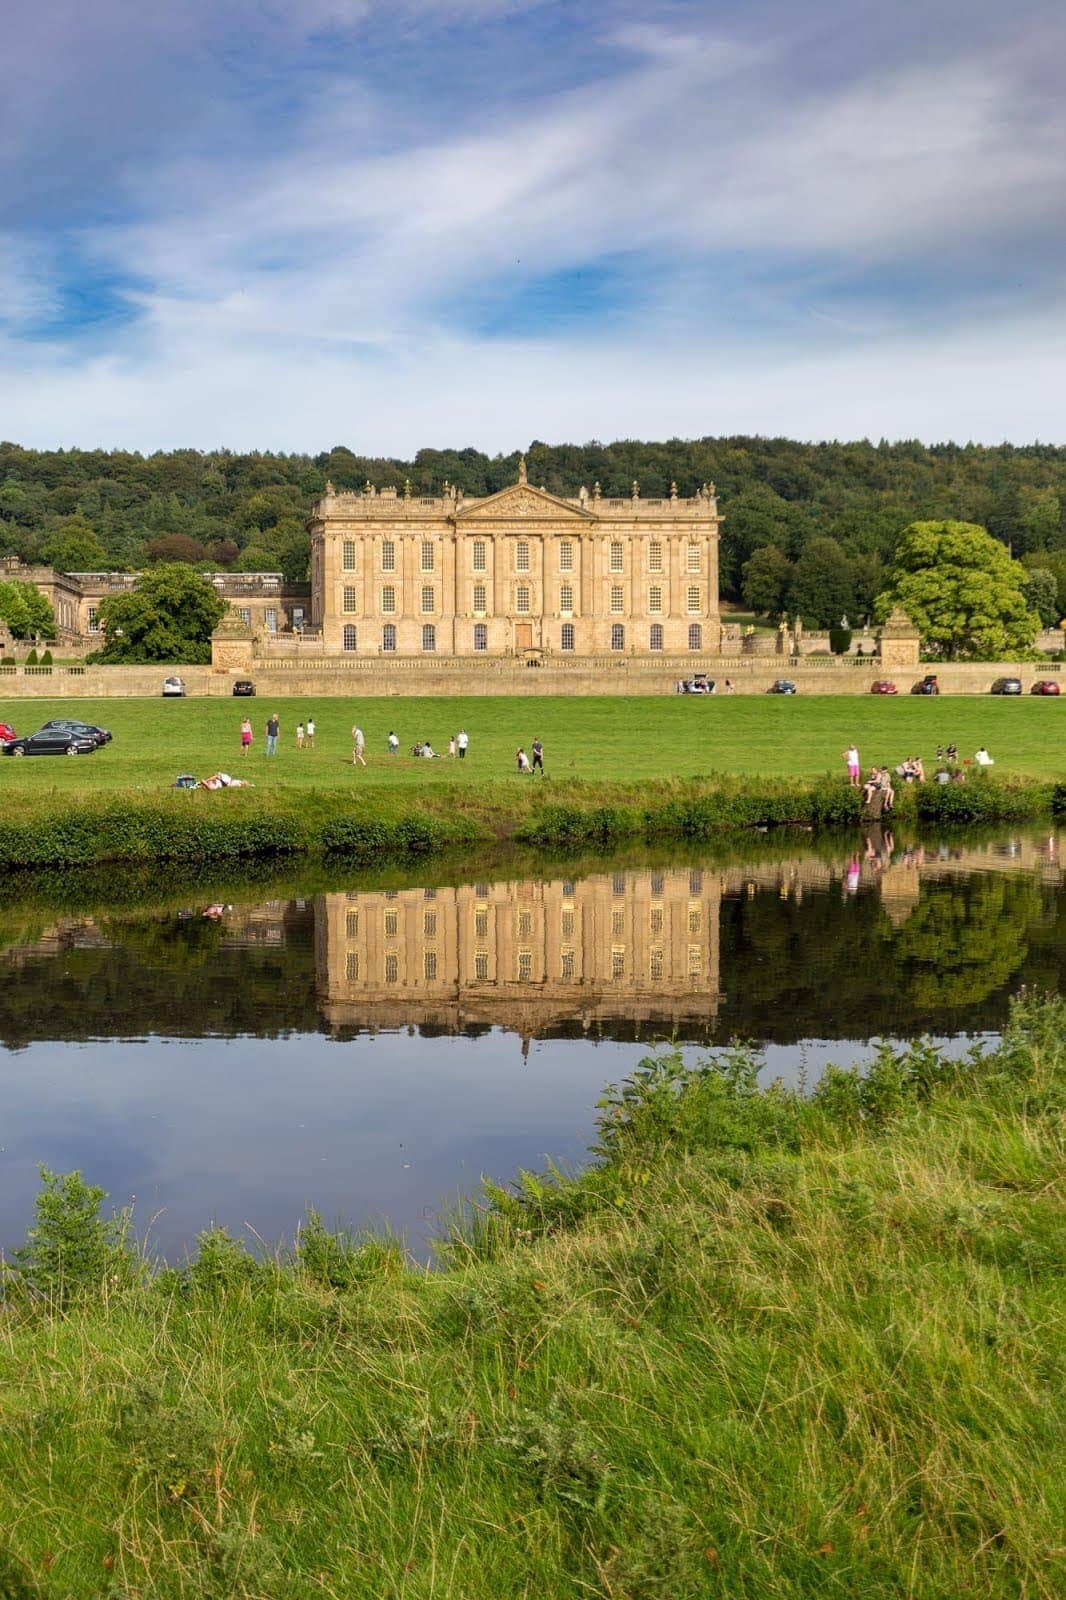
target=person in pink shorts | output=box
[240,716,253,756]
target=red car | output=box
[0,722,16,742]
[1030,679,1061,695]
[870,680,898,695]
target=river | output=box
[1,826,1061,1260]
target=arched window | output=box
[382,623,396,652]
[561,622,575,651]
[516,585,530,614]
[473,623,488,651]
[610,624,625,651]
[342,624,357,651]
[342,585,357,613]
[381,585,396,614]
[650,623,664,651]
[648,585,663,614]
[688,623,702,650]
[422,623,436,652]
[343,540,356,571]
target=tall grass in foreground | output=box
[0,996,1063,1598]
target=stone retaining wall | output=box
[0,659,1060,700]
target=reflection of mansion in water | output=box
[315,869,723,1038]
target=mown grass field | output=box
[0,693,1063,800]
[0,996,1062,1599]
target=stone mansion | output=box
[308,459,723,659]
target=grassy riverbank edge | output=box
[0,771,1061,867]
[0,994,1062,1598]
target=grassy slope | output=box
[0,695,1063,805]
[0,999,1062,1599]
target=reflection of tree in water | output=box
[891,875,1041,1011]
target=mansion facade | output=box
[308,460,722,659]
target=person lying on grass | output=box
[197,772,255,790]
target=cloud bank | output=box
[2,0,1063,450]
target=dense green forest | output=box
[2,437,1065,613]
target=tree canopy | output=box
[874,521,1040,660]
[90,564,227,664]
[2,436,1066,612]
[0,578,55,640]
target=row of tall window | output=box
[340,538,705,575]
[342,584,704,616]
[343,947,702,984]
[341,623,706,652]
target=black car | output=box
[990,677,1023,695]
[3,729,97,757]
[38,718,112,746]
[911,674,940,695]
[767,679,797,694]
[232,680,256,697]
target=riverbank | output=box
[0,769,1061,866]
[0,993,1061,1598]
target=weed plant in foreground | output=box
[0,995,1063,1598]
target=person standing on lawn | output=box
[531,737,545,775]
[352,725,367,766]
[306,716,316,750]
[387,730,399,756]
[265,713,280,755]
[457,728,469,760]
[843,744,860,787]
[240,716,253,756]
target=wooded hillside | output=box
[2,437,1064,605]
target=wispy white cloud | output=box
[1,0,1064,447]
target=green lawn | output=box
[0,693,1062,799]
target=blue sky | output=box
[2,0,1064,451]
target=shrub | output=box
[23,648,37,666]
[5,1166,136,1304]
[828,626,852,654]
[39,649,52,666]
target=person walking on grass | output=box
[240,716,253,756]
[387,730,399,756]
[352,725,367,766]
[531,736,545,776]
[306,715,316,750]
[295,721,304,750]
[843,744,860,787]
[265,712,280,755]
[457,728,469,760]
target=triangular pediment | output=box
[455,483,594,523]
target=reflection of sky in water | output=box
[0,1026,990,1263]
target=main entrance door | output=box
[514,623,533,651]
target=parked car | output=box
[990,677,1023,695]
[38,718,112,745]
[870,680,898,695]
[162,676,187,697]
[0,722,16,742]
[911,674,940,695]
[232,680,256,696]
[3,729,97,757]
[767,679,797,694]
[1030,679,1062,695]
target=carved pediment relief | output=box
[455,484,594,523]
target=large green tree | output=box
[1024,568,1061,628]
[91,564,226,664]
[740,544,792,616]
[875,521,1040,660]
[0,578,55,640]
[787,537,855,629]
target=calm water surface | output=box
[1,828,1062,1259]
